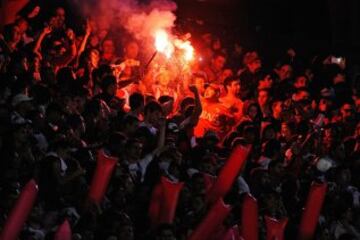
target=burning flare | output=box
[154,29,195,62]
[155,29,173,58]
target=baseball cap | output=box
[11,94,33,107]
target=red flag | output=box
[298,182,327,240]
[54,219,71,240]
[207,145,251,205]
[265,216,288,240]
[158,177,184,224]
[0,179,38,240]
[88,149,117,204]
[240,194,258,240]
[188,199,232,240]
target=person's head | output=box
[54,7,66,28]
[157,70,171,87]
[244,101,261,121]
[203,84,220,101]
[336,167,352,188]
[318,98,333,113]
[192,73,207,95]
[281,122,295,140]
[124,41,139,59]
[271,101,283,119]
[268,159,284,177]
[203,130,220,148]
[144,101,163,126]
[71,86,89,114]
[12,94,33,116]
[333,72,346,85]
[340,103,355,122]
[211,52,226,72]
[261,122,277,141]
[257,89,271,107]
[13,123,30,144]
[46,102,65,124]
[89,49,100,68]
[244,51,261,73]
[199,154,217,175]
[242,125,258,144]
[125,138,143,160]
[52,139,71,159]
[15,18,29,34]
[180,97,194,114]
[292,88,310,102]
[294,75,309,89]
[277,64,293,81]
[67,114,86,137]
[258,73,274,90]
[211,37,221,51]
[322,125,338,150]
[129,92,144,112]
[102,39,115,55]
[263,139,281,160]
[223,76,240,96]
[156,224,177,240]
[107,132,127,156]
[102,75,117,96]
[190,173,206,195]
[10,24,22,43]
[122,115,139,136]
[159,96,174,117]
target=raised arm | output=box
[76,20,92,64]
[33,26,52,59]
[181,85,202,128]
[153,117,166,156]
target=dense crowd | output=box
[0,4,360,240]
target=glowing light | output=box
[155,30,173,58]
[154,29,195,61]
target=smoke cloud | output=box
[74,0,178,42]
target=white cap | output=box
[316,157,333,172]
[12,94,33,107]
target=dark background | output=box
[23,0,360,62]
[174,0,360,61]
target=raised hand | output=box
[189,85,198,94]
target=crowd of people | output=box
[0,3,360,240]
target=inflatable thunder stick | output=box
[188,199,232,240]
[0,179,38,240]
[207,145,251,205]
[54,219,71,240]
[149,182,163,227]
[241,194,259,240]
[158,177,184,224]
[265,216,288,240]
[298,182,327,240]
[88,149,117,204]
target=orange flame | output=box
[174,39,194,61]
[154,29,195,62]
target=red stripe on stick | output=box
[0,179,38,240]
